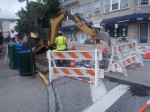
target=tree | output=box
[15,0,61,39]
[42,0,61,18]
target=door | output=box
[139,23,148,43]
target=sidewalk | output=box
[105,58,150,87]
[0,59,48,112]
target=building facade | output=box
[0,18,17,37]
[60,0,150,44]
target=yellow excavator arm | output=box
[31,9,111,52]
[67,12,111,46]
[49,10,111,46]
[50,10,68,45]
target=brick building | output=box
[60,0,150,44]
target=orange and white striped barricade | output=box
[47,49,104,87]
[138,98,150,112]
[107,41,144,77]
[138,44,150,55]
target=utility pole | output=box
[26,0,35,77]
[18,0,34,76]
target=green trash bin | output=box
[17,51,36,76]
[8,44,18,69]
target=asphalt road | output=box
[49,76,150,112]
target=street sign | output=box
[115,24,118,29]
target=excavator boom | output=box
[31,9,111,52]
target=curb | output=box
[47,84,56,112]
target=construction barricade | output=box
[138,43,150,55]
[107,41,144,77]
[47,49,104,87]
[138,44,150,59]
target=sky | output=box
[0,0,35,19]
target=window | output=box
[78,6,84,17]
[85,3,92,16]
[72,8,77,15]
[105,0,110,12]
[106,26,128,37]
[121,26,127,37]
[94,1,100,14]
[140,0,150,5]
[112,0,119,10]
[120,0,128,9]
[105,0,128,13]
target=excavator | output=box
[28,9,111,52]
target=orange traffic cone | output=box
[71,45,76,50]
[144,51,150,59]
[103,47,108,53]
[70,60,76,68]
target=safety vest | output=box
[56,36,67,51]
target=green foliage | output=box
[15,0,61,39]
[42,0,61,18]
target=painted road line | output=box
[84,84,130,112]
[90,78,107,103]
[38,71,49,85]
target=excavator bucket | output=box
[96,31,111,47]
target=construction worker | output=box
[55,30,67,51]
[55,31,68,66]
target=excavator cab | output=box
[30,18,55,53]
[36,18,50,39]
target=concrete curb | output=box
[47,84,56,112]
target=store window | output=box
[106,26,128,37]
[106,28,111,36]
[121,26,127,37]
[140,0,150,6]
[94,1,100,14]
[139,23,148,43]
[70,33,72,40]
[105,0,128,12]
[73,32,77,41]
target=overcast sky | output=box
[0,0,35,19]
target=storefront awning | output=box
[100,16,123,26]
[60,22,92,31]
[118,13,150,23]
[100,13,150,26]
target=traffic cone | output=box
[71,45,76,50]
[103,47,108,53]
[144,51,150,59]
[70,60,76,68]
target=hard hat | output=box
[58,30,63,34]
